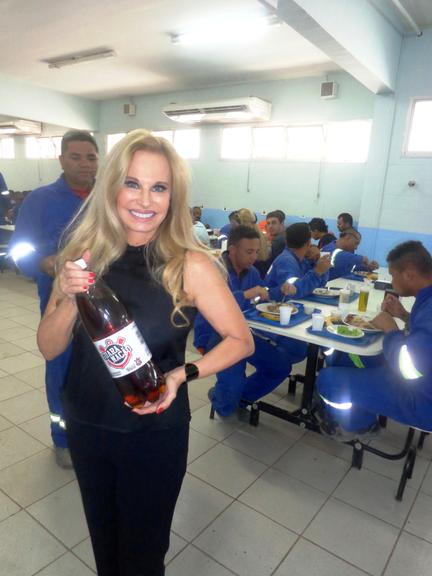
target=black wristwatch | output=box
[184,363,200,382]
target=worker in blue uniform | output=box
[317,241,432,435]
[323,229,379,280]
[194,225,295,417]
[264,222,332,364]
[265,222,331,301]
[10,130,99,467]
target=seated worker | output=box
[255,210,287,278]
[265,222,331,301]
[324,229,379,280]
[337,212,353,233]
[309,217,336,249]
[317,241,432,438]
[194,225,294,417]
[219,210,239,238]
[191,207,210,245]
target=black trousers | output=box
[67,421,189,576]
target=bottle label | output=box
[93,322,152,378]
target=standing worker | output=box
[10,130,99,468]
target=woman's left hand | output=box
[131,366,186,416]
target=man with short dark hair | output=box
[265,222,331,300]
[317,240,432,436]
[337,212,353,233]
[10,130,99,467]
[323,229,379,280]
[255,209,286,277]
[194,225,293,417]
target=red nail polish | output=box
[83,285,88,290]
[89,272,96,278]
[88,278,95,285]
[156,406,165,415]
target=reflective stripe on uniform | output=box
[330,249,343,267]
[398,345,422,380]
[50,413,67,429]
[321,396,352,410]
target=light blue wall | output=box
[0,73,98,130]
[99,71,374,223]
[357,29,432,262]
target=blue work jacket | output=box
[10,175,84,311]
[265,248,328,300]
[324,240,366,280]
[194,253,263,350]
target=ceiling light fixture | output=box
[170,14,282,45]
[45,49,116,69]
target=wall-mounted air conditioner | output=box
[162,97,272,124]
[0,119,42,135]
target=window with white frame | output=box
[324,120,372,163]
[252,126,286,159]
[0,138,15,159]
[25,136,62,159]
[106,132,126,153]
[221,127,252,159]
[173,129,200,159]
[287,126,324,161]
[406,99,432,155]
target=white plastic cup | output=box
[311,313,325,331]
[339,288,351,304]
[303,304,314,315]
[279,305,292,326]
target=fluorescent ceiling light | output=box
[46,49,116,69]
[1,190,10,195]
[170,14,281,45]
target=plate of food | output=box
[256,302,299,318]
[343,313,382,332]
[353,271,379,281]
[326,325,364,339]
[312,287,341,298]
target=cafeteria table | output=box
[233,273,419,499]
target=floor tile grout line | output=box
[380,459,432,575]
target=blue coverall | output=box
[323,240,367,280]
[316,285,432,432]
[11,175,84,447]
[194,255,293,417]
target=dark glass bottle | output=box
[75,259,165,408]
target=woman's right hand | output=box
[58,250,95,300]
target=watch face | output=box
[185,363,199,381]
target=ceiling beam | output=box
[277,0,402,93]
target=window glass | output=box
[0,138,15,159]
[221,127,252,159]
[106,133,126,153]
[253,126,286,159]
[406,100,432,154]
[173,129,200,159]
[287,126,323,161]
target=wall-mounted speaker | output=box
[320,81,338,99]
[123,103,136,116]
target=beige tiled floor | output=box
[1,269,432,575]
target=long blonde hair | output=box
[236,208,269,260]
[57,129,216,324]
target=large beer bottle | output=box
[74,258,165,408]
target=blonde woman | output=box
[237,207,269,261]
[37,130,253,576]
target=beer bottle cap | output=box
[74,258,88,270]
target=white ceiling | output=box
[1,0,336,100]
[1,0,431,102]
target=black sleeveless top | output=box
[63,245,196,432]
